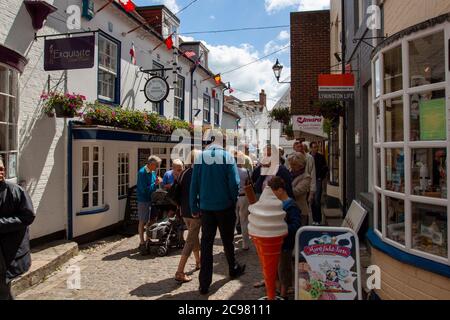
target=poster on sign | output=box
[292,115,326,138]
[295,227,362,301]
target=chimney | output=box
[259,89,266,111]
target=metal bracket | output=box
[352,36,386,48]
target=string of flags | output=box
[129,43,136,65]
[118,0,136,12]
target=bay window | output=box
[372,27,449,264]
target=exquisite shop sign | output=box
[44,36,95,71]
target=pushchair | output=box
[145,189,185,256]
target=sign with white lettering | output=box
[144,76,170,103]
[318,74,355,102]
[292,115,326,138]
[44,36,95,71]
[295,227,362,301]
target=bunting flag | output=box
[229,87,235,94]
[212,89,216,99]
[214,74,221,85]
[129,43,136,65]
[118,0,136,12]
[164,34,173,50]
[190,52,203,73]
[182,50,196,59]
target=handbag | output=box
[167,171,185,206]
[244,169,257,205]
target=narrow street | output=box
[17,234,266,300]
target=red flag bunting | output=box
[164,35,173,50]
[118,0,136,12]
[129,43,136,65]
[214,74,221,85]
[183,51,196,59]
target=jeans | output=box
[199,207,237,290]
[0,248,13,300]
[236,196,250,249]
[312,179,323,224]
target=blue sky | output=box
[134,0,330,107]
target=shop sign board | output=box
[44,36,95,71]
[292,115,327,138]
[419,98,446,141]
[144,76,170,104]
[318,74,355,102]
[295,227,362,301]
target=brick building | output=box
[290,10,330,141]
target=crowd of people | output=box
[136,138,328,298]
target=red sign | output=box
[118,0,136,12]
[318,74,355,88]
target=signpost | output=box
[318,74,355,102]
[44,36,95,71]
[295,226,362,301]
[143,76,170,104]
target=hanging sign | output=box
[295,227,362,301]
[292,115,326,137]
[44,36,95,71]
[318,74,355,102]
[143,76,170,103]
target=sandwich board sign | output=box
[295,227,362,301]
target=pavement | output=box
[17,233,268,300]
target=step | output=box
[11,240,79,296]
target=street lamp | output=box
[272,59,290,84]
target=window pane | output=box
[93,147,99,161]
[93,162,99,176]
[93,177,99,191]
[0,123,6,151]
[386,197,405,245]
[386,148,404,193]
[374,58,381,97]
[9,96,17,124]
[0,95,7,122]
[375,102,381,142]
[412,203,447,258]
[98,70,115,100]
[8,125,17,151]
[411,148,447,198]
[384,96,403,142]
[83,193,89,208]
[384,46,403,94]
[82,163,89,177]
[83,147,89,161]
[93,192,98,207]
[409,32,445,87]
[82,178,89,193]
[0,66,8,95]
[376,192,382,233]
[410,90,446,141]
[375,148,381,187]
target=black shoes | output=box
[229,263,246,279]
[199,287,209,295]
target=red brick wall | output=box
[290,11,330,116]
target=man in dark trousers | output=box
[0,158,35,300]
[310,142,328,225]
[190,137,246,295]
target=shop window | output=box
[214,99,220,126]
[81,146,105,209]
[410,89,446,142]
[98,33,120,104]
[412,203,447,258]
[203,95,211,123]
[118,153,129,198]
[152,61,165,115]
[375,148,381,187]
[0,64,18,179]
[374,58,381,98]
[374,102,381,143]
[386,197,405,246]
[411,148,447,199]
[375,192,382,233]
[174,75,184,120]
[383,46,402,94]
[384,96,403,142]
[385,148,404,193]
[409,31,445,87]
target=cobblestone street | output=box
[17,233,267,300]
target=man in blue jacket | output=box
[190,138,246,295]
[137,155,162,255]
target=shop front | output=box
[369,16,450,299]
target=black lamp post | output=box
[272,59,290,84]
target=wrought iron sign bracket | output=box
[352,36,386,48]
[34,29,99,41]
[139,66,181,75]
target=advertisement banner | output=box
[295,227,362,301]
[44,36,95,71]
[419,98,446,141]
[292,115,326,138]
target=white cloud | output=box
[209,15,216,20]
[277,30,290,41]
[264,40,290,56]
[151,0,180,13]
[265,0,330,14]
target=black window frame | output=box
[97,31,121,106]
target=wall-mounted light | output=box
[272,59,290,84]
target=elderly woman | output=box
[174,150,202,283]
[288,152,312,226]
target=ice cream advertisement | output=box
[296,229,360,301]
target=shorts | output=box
[138,202,152,222]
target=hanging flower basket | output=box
[41,92,86,118]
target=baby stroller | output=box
[145,189,185,257]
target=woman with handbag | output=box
[174,150,202,283]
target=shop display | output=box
[248,186,288,300]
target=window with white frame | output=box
[372,28,448,264]
[82,146,105,209]
[0,64,18,179]
[214,99,220,126]
[118,153,129,198]
[98,34,119,103]
[203,95,211,123]
[174,76,184,119]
